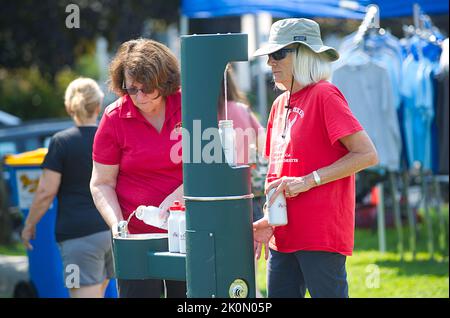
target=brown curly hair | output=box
[108,38,180,97]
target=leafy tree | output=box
[0,0,180,119]
[0,0,180,77]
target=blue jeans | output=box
[267,249,349,298]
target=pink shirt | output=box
[93,91,182,234]
[265,81,363,256]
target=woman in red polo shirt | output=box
[252,19,379,298]
[90,39,185,298]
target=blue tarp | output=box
[182,0,449,19]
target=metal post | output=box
[403,170,416,260]
[389,170,404,260]
[432,176,447,254]
[420,168,434,259]
[180,14,189,36]
[413,3,421,30]
[377,182,386,253]
[253,14,268,124]
[402,169,416,260]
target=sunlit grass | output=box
[257,205,449,298]
[0,242,26,256]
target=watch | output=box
[312,170,321,186]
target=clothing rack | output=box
[343,3,402,256]
[377,4,447,260]
[338,4,448,258]
[410,3,441,45]
[374,169,404,259]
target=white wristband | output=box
[312,170,321,186]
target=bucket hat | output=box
[253,18,339,61]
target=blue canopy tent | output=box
[181,0,448,19]
[182,0,367,19]
[366,0,448,17]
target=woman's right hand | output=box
[111,222,119,238]
[253,217,273,260]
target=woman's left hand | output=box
[21,223,36,250]
[267,176,314,207]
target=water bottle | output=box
[135,205,168,230]
[218,119,236,166]
[178,206,186,254]
[266,173,288,226]
[168,201,182,253]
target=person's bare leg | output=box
[69,283,103,298]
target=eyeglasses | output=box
[122,81,152,95]
[269,48,297,61]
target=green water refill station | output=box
[112,33,256,298]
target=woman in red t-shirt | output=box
[90,39,185,298]
[252,19,378,298]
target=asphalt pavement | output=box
[0,254,28,298]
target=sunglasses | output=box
[269,48,297,61]
[122,81,152,95]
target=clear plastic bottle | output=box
[168,201,182,253]
[266,173,288,226]
[218,119,236,166]
[135,205,168,230]
[178,206,186,254]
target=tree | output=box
[0,0,180,78]
[0,0,180,119]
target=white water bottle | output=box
[178,206,186,254]
[266,174,288,226]
[135,205,168,230]
[168,201,182,253]
[218,119,236,166]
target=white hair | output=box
[292,45,332,87]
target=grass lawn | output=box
[257,206,449,298]
[0,241,26,256]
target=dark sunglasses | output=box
[269,48,297,61]
[122,81,152,95]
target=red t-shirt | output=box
[93,91,182,234]
[265,81,363,256]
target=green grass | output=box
[0,241,26,256]
[257,205,449,298]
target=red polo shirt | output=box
[93,91,182,234]
[265,81,363,256]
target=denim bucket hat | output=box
[253,18,339,61]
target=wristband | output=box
[312,170,321,186]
